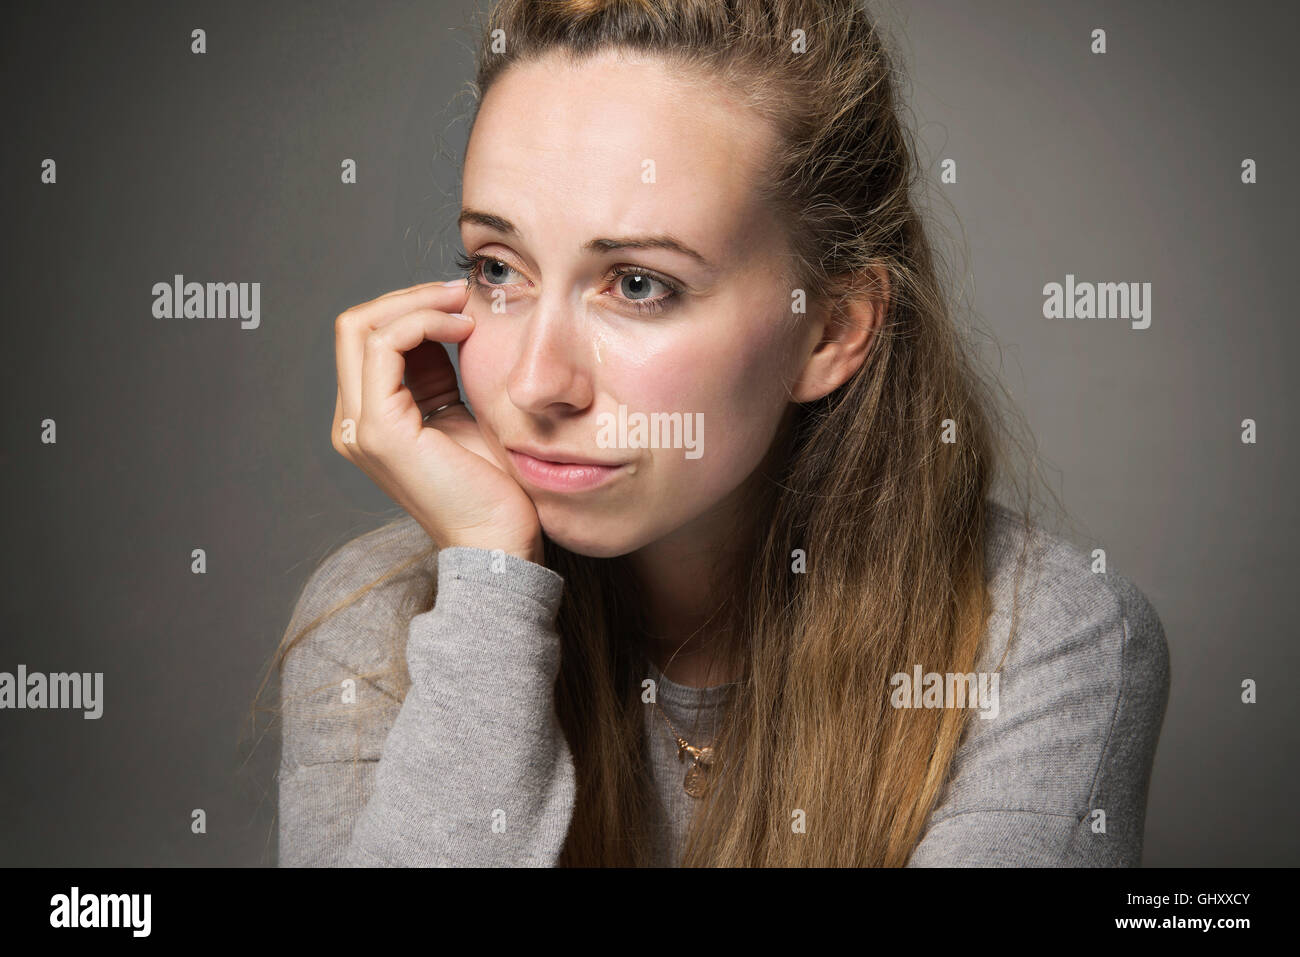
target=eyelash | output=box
[452,250,683,316]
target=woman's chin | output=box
[538,516,634,559]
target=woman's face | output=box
[457,49,820,559]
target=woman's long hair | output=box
[251,0,1068,866]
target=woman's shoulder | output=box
[913,501,1171,860]
[980,499,1169,687]
[278,514,436,765]
[285,513,437,650]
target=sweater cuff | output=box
[433,546,565,625]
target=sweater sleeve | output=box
[905,565,1171,867]
[278,542,575,867]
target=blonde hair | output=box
[251,0,1070,866]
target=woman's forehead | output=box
[463,57,781,265]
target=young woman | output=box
[268,0,1169,867]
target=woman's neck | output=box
[629,511,744,689]
[647,635,739,688]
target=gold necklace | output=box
[653,700,716,798]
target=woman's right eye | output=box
[455,251,523,288]
[478,257,519,284]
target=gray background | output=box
[1,0,1294,866]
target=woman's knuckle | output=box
[354,425,381,458]
[364,325,394,353]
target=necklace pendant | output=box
[683,760,711,798]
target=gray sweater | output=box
[277,501,1170,866]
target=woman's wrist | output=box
[429,529,545,568]
[517,536,545,567]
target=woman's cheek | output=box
[455,326,501,410]
[608,336,719,415]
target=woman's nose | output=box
[505,302,595,415]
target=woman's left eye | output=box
[605,266,681,315]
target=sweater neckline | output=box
[645,659,736,707]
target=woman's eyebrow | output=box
[458,206,718,272]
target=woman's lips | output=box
[508,449,628,492]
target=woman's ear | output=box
[788,266,889,403]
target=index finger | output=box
[336,282,472,423]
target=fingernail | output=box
[449,312,473,322]
[442,277,468,287]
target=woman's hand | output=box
[331,279,544,564]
